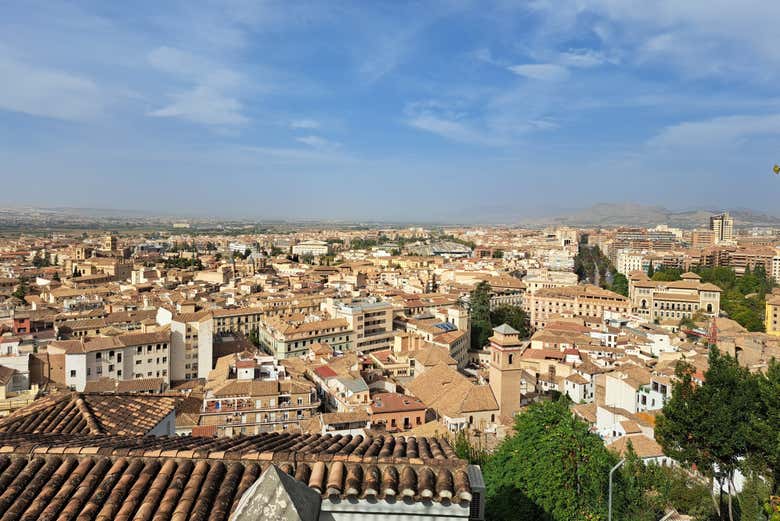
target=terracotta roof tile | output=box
[0,393,178,436]
[0,431,473,519]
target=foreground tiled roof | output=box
[0,392,179,435]
[0,431,473,521]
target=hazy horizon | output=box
[2,1,780,221]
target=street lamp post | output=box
[608,458,626,521]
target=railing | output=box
[202,400,321,414]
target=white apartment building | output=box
[156,308,213,381]
[616,250,645,276]
[49,330,172,392]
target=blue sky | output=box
[1,0,780,222]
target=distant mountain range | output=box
[524,203,780,229]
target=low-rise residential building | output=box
[258,315,353,359]
[369,392,426,432]
[48,330,172,392]
[564,372,594,403]
[200,352,319,436]
[602,365,652,414]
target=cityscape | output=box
[1,2,779,521]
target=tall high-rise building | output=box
[710,212,734,244]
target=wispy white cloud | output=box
[147,46,249,127]
[0,50,106,121]
[295,135,341,150]
[558,48,613,68]
[507,63,570,81]
[528,0,780,80]
[407,113,505,146]
[290,119,320,129]
[648,113,780,149]
[149,85,248,126]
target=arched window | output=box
[508,354,514,365]
[707,303,713,313]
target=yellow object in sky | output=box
[774,164,780,175]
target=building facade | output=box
[628,272,722,322]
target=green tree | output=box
[484,399,615,521]
[737,471,772,521]
[489,305,529,337]
[751,359,780,493]
[11,277,28,300]
[616,442,668,521]
[656,347,760,520]
[611,272,629,296]
[248,329,260,347]
[469,281,492,350]
[652,268,683,281]
[647,263,655,278]
[450,430,489,466]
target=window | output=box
[86,368,91,376]
[70,370,76,377]
[117,370,122,377]
[137,346,142,354]
[108,364,114,372]
[117,353,122,363]
[136,360,141,365]
[96,352,102,360]
[109,351,114,359]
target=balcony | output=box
[202,399,321,414]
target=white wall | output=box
[198,318,214,379]
[65,353,87,391]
